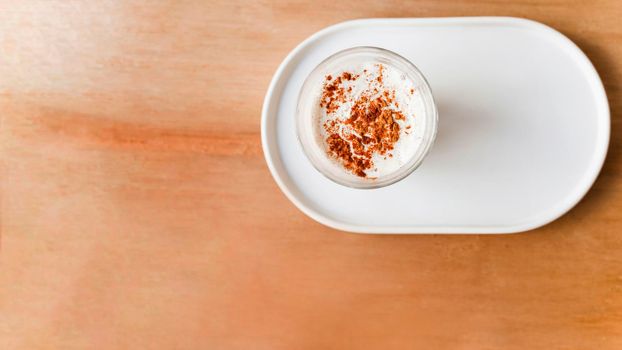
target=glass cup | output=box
[296,46,438,189]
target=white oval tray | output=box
[261,17,609,234]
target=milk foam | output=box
[314,62,427,178]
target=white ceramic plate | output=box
[261,17,610,234]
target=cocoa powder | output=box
[320,65,406,178]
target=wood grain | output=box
[1,1,621,349]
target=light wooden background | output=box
[1,1,621,349]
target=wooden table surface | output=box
[1,1,621,349]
